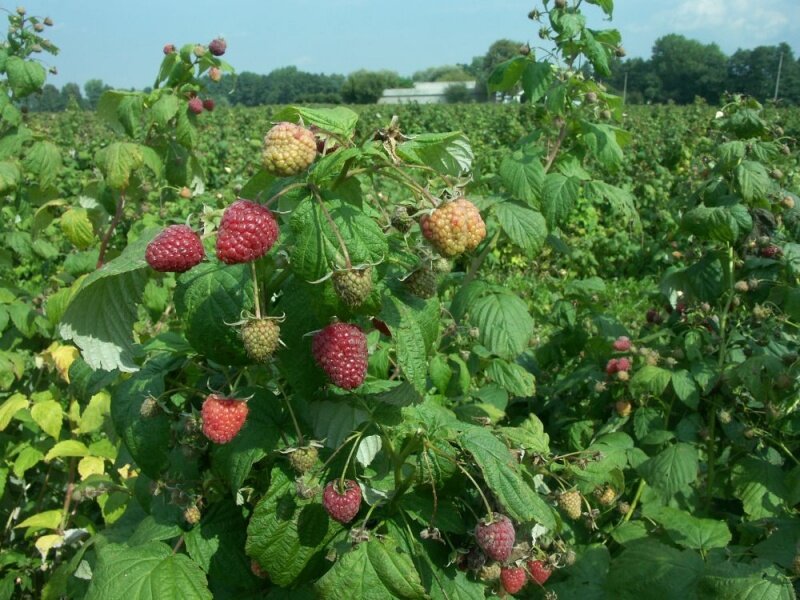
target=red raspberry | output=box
[613,336,631,351]
[201,395,248,444]
[474,513,515,562]
[145,225,205,273]
[322,479,362,523]
[500,566,527,594]
[605,358,619,375]
[312,322,368,389]
[188,97,203,115]
[420,198,486,257]
[208,37,227,56]
[761,245,782,259]
[616,357,631,372]
[527,560,552,585]
[202,98,215,112]
[216,200,279,264]
[163,43,176,55]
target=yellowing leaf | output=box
[45,440,90,462]
[42,342,80,383]
[79,391,111,433]
[78,456,106,480]
[30,400,63,439]
[0,393,28,430]
[35,534,64,561]
[16,509,62,532]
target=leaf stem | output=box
[96,189,126,268]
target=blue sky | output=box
[14,0,800,90]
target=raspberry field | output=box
[2,2,800,599]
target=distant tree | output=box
[413,65,472,82]
[605,57,662,104]
[444,83,475,103]
[61,82,84,109]
[650,34,726,103]
[728,43,800,104]
[341,70,409,104]
[27,84,63,112]
[84,79,111,109]
[468,39,523,101]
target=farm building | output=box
[378,81,477,104]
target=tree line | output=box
[20,35,800,111]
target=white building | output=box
[378,81,477,104]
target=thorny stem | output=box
[461,229,501,289]
[339,430,364,490]
[172,536,185,555]
[381,168,438,207]
[97,189,126,268]
[58,458,77,532]
[544,123,568,173]
[250,262,261,319]
[623,479,646,523]
[311,187,352,268]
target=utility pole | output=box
[623,71,628,105]
[774,52,783,102]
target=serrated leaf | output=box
[468,287,534,359]
[290,196,388,281]
[5,56,46,97]
[736,160,770,203]
[485,359,535,397]
[581,121,627,169]
[246,466,342,587]
[0,160,21,192]
[731,457,789,520]
[460,427,555,528]
[272,105,359,139]
[60,208,96,249]
[150,93,180,128]
[542,172,580,228]
[356,435,383,467]
[493,201,547,255]
[630,365,672,396]
[314,538,426,600]
[698,563,794,600]
[642,505,731,551]
[30,400,62,439]
[15,509,62,532]
[85,542,212,600]
[499,153,544,206]
[637,443,698,498]
[23,141,61,189]
[59,229,159,372]
[45,440,89,461]
[380,295,436,394]
[521,60,554,103]
[95,142,144,189]
[396,131,473,176]
[488,56,527,93]
[605,539,703,599]
[174,262,255,366]
[0,393,28,430]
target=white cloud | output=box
[671,0,794,43]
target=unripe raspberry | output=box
[16,6,25,16]
[557,490,582,520]
[241,318,281,363]
[183,506,201,525]
[585,92,598,104]
[478,562,501,581]
[288,446,319,474]
[616,370,630,382]
[615,46,626,57]
[44,17,53,26]
[403,268,438,299]
[33,22,44,32]
[188,97,203,115]
[332,267,373,308]
[209,66,222,82]
[193,44,206,58]
[262,122,317,177]
[420,198,486,257]
[734,280,749,293]
[208,38,227,56]
[615,399,632,417]
[594,485,617,506]
[139,396,159,418]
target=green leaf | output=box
[245,466,342,587]
[682,203,752,243]
[315,538,426,600]
[185,502,255,594]
[396,131,473,176]
[698,563,794,600]
[95,142,145,189]
[499,152,544,206]
[60,208,96,249]
[735,160,770,203]
[542,172,580,228]
[630,365,672,397]
[310,400,369,449]
[150,93,180,128]
[111,354,181,479]
[30,400,62,439]
[0,393,28,430]
[5,56,46,97]
[486,359,535,397]
[671,370,699,409]
[642,505,731,551]
[0,160,21,193]
[605,539,703,600]
[85,542,212,600]
[290,196,388,281]
[487,56,527,93]
[521,61,554,103]
[15,509,62,532]
[581,122,627,169]
[44,440,89,461]
[174,262,255,366]
[59,229,159,372]
[582,29,612,77]
[585,0,614,16]
[380,295,438,394]
[731,457,789,520]
[637,443,698,498]
[493,201,547,255]
[550,545,609,600]
[23,141,61,189]
[460,427,556,528]
[272,105,359,139]
[466,286,534,359]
